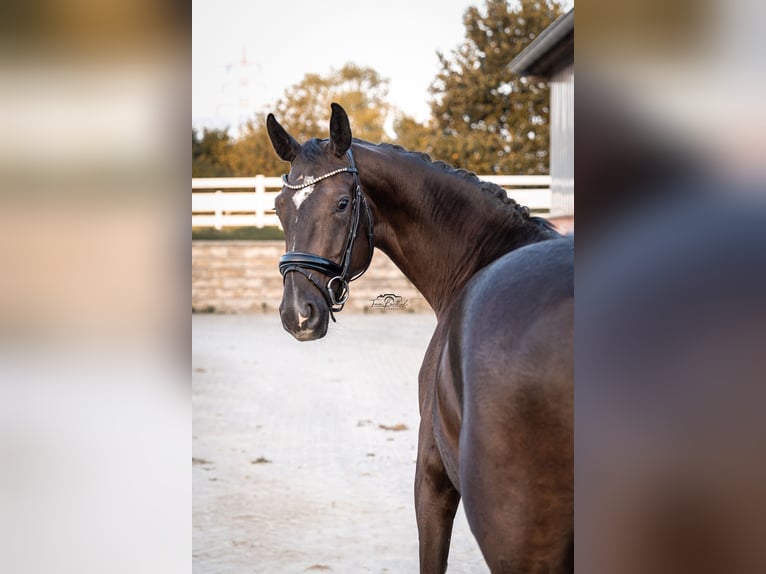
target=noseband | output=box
[278,149,374,321]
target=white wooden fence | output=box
[192,175,551,229]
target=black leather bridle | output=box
[278,149,374,321]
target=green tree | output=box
[218,121,288,177]
[216,63,392,176]
[393,113,438,157]
[192,128,234,177]
[272,63,391,144]
[428,0,563,174]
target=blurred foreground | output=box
[0,1,189,573]
[577,0,766,572]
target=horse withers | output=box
[268,103,573,573]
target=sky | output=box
[192,0,486,134]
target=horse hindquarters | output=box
[456,240,574,573]
[458,309,574,573]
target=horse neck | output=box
[353,143,556,317]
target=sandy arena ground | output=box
[193,313,487,573]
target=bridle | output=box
[278,149,374,322]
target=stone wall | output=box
[192,241,431,314]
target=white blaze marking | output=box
[292,176,315,210]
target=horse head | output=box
[267,103,374,341]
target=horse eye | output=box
[337,198,350,211]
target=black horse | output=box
[268,103,573,573]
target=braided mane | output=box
[377,142,518,205]
[374,143,558,234]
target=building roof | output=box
[508,8,573,78]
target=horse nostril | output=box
[297,302,314,330]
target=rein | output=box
[278,149,374,321]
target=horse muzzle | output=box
[279,274,330,341]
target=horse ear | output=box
[328,103,352,157]
[267,113,301,162]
